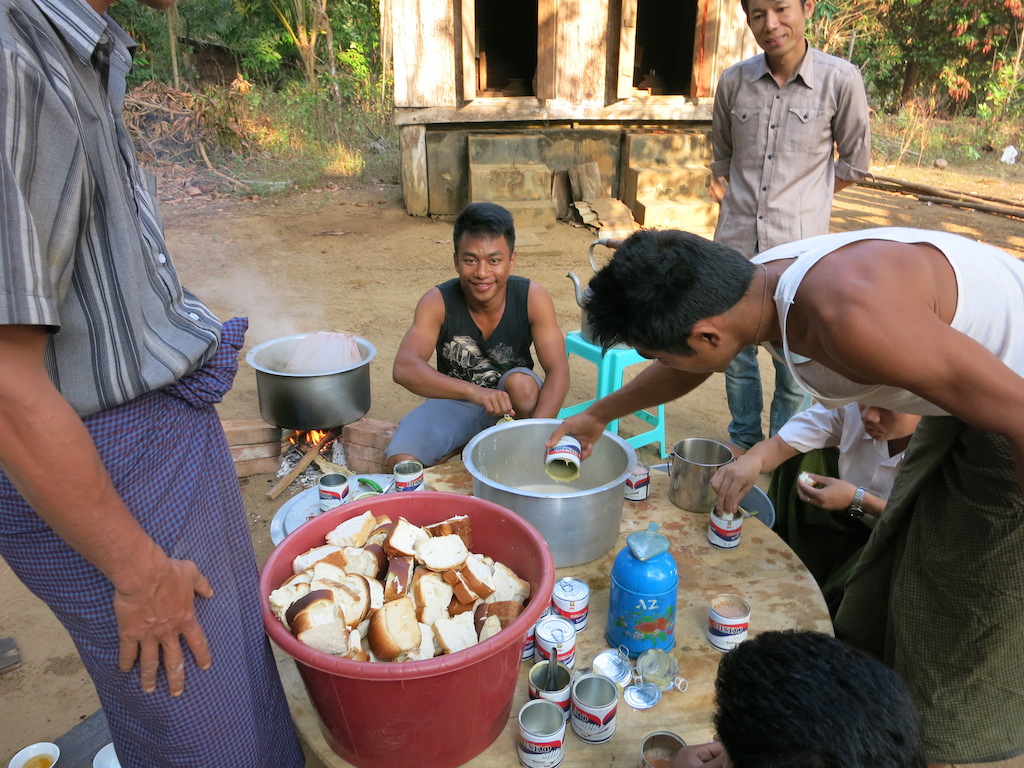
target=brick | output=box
[342,417,396,452]
[344,443,387,465]
[233,455,283,478]
[346,456,390,475]
[229,442,281,462]
[221,418,282,447]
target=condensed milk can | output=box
[606,523,678,657]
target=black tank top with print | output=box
[435,276,535,389]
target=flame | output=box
[287,429,331,447]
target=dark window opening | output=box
[633,0,698,96]
[475,0,538,97]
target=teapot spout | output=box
[567,271,586,307]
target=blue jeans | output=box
[725,345,811,449]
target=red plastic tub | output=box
[259,492,556,768]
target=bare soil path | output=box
[2,168,1023,763]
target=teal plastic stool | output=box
[557,331,668,458]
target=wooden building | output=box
[388,0,757,230]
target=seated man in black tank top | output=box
[386,202,570,469]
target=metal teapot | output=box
[566,269,597,344]
[567,239,626,347]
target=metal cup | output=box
[518,699,567,768]
[528,661,573,719]
[393,459,424,492]
[317,472,350,511]
[667,438,734,511]
[638,731,687,768]
[570,672,618,743]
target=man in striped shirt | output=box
[0,0,304,765]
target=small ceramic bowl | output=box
[7,741,60,768]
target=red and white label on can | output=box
[707,594,751,652]
[534,615,577,669]
[708,509,742,548]
[552,577,590,632]
[625,462,651,501]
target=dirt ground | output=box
[3,167,1024,763]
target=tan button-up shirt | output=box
[711,46,871,257]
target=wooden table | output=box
[278,462,833,767]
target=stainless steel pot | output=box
[667,438,733,512]
[246,334,376,430]
[462,418,636,567]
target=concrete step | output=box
[634,198,718,234]
[469,163,553,202]
[625,131,711,167]
[492,199,558,228]
[625,164,711,203]
[468,134,547,165]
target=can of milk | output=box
[706,594,751,652]
[552,577,590,632]
[625,462,651,501]
[534,615,577,669]
[708,507,742,548]
[517,699,566,768]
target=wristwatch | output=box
[847,487,867,519]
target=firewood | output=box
[266,428,340,500]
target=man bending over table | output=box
[549,226,1024,766]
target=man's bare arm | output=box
[0,326,213,696]
[526,282,569,419]
[549,363,710,457]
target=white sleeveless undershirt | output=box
[752,227,1024,415]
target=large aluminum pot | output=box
[246,334,376,430]
[462,418,636,567]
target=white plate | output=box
[93,743,121,768]
[269,475,425,546]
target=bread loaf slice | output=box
[383,555,415,602]
[423,514,473,550]
[434,612,478,654]
[462,555,496,598]
[286,590,350,655]
[365,520,394,548]
[384,517,428,557]
[413,572,455,626]
[339,546,381,579]
[269,580,311,624]
[403,622,438,662]
[491,561,531,604]
[478,614,502,642]
[416,534,470,571]
[368,597,420,660]
[325,510,377,549]
[442,569,478,604]
[485,600,525,628]
[291,544,343,575]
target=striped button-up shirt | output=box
[0,0,221,417]
[711,46,871,257]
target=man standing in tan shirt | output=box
[711,0,871,454]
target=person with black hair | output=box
[548,226,1024,766]
[386,202,569,468]
[673,630,927,768]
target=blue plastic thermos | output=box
[605,523,678,657]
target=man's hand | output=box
[469,386,515,418]
[673,741,729,768]
[796,473,857,511]
[114,556,214,696]
[546,412,606,460]
[712,453,762,513]
[710,176,729,204]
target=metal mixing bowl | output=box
[462,418,636,567]
[246,334,376,430]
